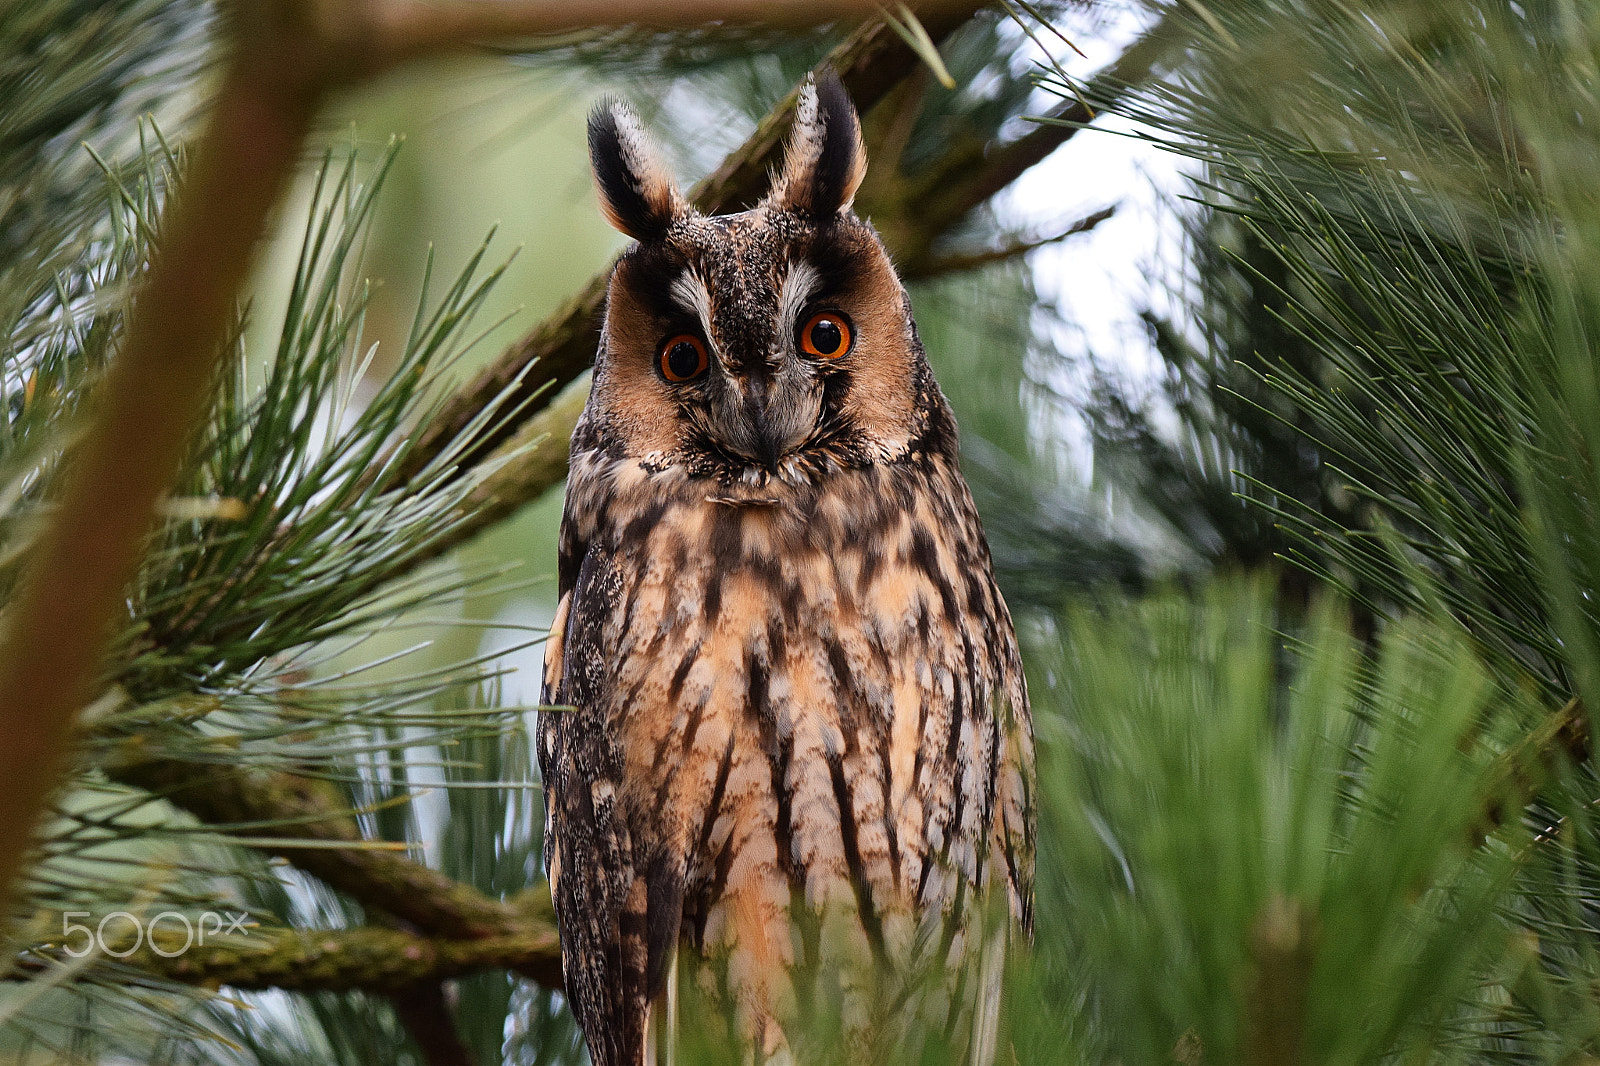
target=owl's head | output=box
[578,74,954,483]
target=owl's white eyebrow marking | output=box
[670,270,714,337]
[779,261,820,334]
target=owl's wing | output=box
[540,536,676,1066]
[540,539,637,1066]
[994,671,1036,937]
[967,630,1036,1066]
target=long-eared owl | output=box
[539,73,1035,1066]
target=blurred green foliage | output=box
[1030,582,1529,1063]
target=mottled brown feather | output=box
[541,77,1035,1066]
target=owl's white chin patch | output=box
[746,456,822,487]
[715,459,813,492]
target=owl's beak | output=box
[742,382,784,470]
[708,360,820,472]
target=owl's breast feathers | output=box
[539,439,1035,1063]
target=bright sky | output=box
[1002,2,1189,397]
[981,1,1193,508]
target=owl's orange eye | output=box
[799,311,852,359]
[658,334,709,382]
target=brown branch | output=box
[109,756,543,946]
[0,0,971,926]
[109,753,565,989]
[108,924,558,993]
[903,204,1116,279]
[0,17,323,919]
[865,66,933,189]
[345,0,978,77]
[1244,894,1315,1066]
[392,5,989,488]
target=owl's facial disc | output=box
[595,214,920,476]
[657,256,830,471]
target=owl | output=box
[539,73,1035,1066]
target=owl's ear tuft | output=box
[588,100,688,240]
[768,72,867,217]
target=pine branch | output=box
[334,0,976,77]
[420,372,593,569]
[109,755,545,940]
[34,924,560,993]
[0,13,323,919]
[903,204,1115,279]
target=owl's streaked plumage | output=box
[539,74,1035,1066]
